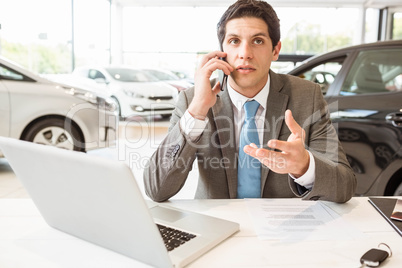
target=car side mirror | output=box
[94,78,109,84]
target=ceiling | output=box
[114,0,402,9]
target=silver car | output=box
[72,66,178,119]
[0,56,118,154]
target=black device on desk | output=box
[360,243,392,267]
[368,197,402,237]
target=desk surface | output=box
[0,197,401,267]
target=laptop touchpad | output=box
[150,206,189,223]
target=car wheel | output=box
[338,129,362,142]
[393,181,402,196]
[346,155,364,174]
[374,144,394,161]
[22,117,85,151]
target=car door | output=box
[327,47,402,196]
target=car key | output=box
[360,243,392,267]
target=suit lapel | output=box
[261,71,289,192]
[212,88,238,198]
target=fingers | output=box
[212,82,221,95]
[267,139,288,153]
[198,51,233,75]
[199,51,227,66]
[203,57,233,75]
[243,144,309,176]
[267,138,306,157]
[285,110,302,138]
[242,110,309,176]
[243,145,288,174]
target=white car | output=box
[72,66,179,118]
[142,68,193,92]
[0,56,118,155]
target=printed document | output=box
[246,199,363,241]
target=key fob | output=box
[360,248,389,267]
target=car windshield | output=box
[105,68,158,82]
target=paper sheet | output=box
[245,199,364,241]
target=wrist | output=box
[291,150,310,178]
[188,102,209,120]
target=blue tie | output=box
[237,100,261,198]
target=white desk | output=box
[0,197,401,267]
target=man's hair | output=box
[217,0,280,50]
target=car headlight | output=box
[96,96,118,113]
[63,86,98,103]
[62,86,117,113]
[123,89,144,98]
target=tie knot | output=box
[244,100,260,120]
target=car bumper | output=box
[130,105,175,115]
[123,98,176,117]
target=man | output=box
[144,0,356,203]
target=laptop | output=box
[0,137,239,268]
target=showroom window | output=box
[392,12,402,40]
[340,49,402,95]
[0,0,72,74]
[1,3,401,75]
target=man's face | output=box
[222,17,281,98]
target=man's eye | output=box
[229,39,239,45]
[254,39,264,45]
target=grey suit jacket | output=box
[144,70,356,203]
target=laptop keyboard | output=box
[156,224,197,251]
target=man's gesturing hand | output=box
[188,51,233,119]
[244,110,310,177]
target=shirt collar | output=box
[227,75,270,112]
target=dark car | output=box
[288,40,402,196]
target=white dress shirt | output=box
[180,76,315,190]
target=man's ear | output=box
[272,41,281,61]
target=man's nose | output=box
[239,42,253,59]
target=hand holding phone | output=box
[188,51,232,119]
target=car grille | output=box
[148,96,173,101]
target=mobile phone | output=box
[218,69,228,91]
[218,57,228,91]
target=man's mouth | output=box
[236,65,255,73]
